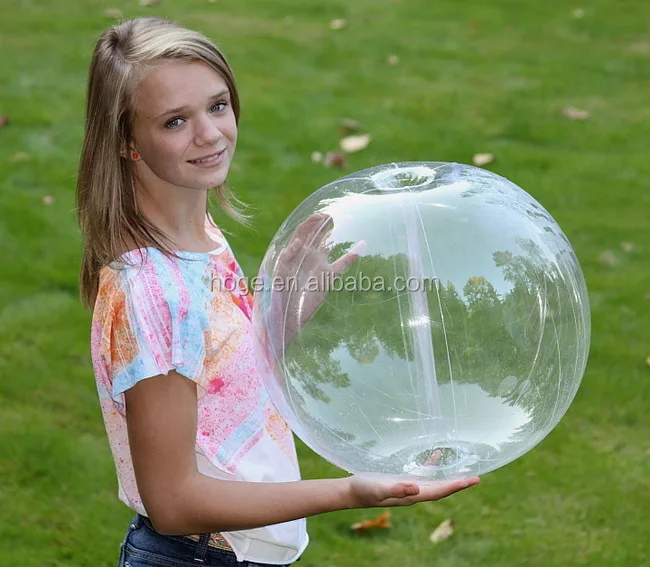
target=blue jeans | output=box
[118,514,292,567]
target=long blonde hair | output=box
[76,17,248,310]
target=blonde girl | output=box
[76,16,479,567]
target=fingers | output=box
[417,477,481,501]
[291,214,332,250]
[286,238,303,264]
[381,477,480,507]
[289,215,365,276]
[277,238,303,272]
[331,240,367,274]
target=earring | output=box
[132,153,139,160]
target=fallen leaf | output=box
[140,0,160,5]
[330,18,347,30]
[429,519,455,544]
[351,511,392,531]
[104,7,122,18]
[340,133,371,153]
[562,106,590,120]
[620,241,634,252]
[42,194,55,206]
[387,55,400,66]
[311,151,323,164]
[11,152,29,162]
[572,8,585,18]
[629,40,650,54]
[598,250,618,266]
[324,151,348,168]
[339,118,361,136]
[0,114,8,128]
[472,153,494,166]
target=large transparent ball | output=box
[253,162,590,481]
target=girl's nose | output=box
[194,116,223,145]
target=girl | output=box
[76,16,479,567]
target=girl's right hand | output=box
[346,474,480,509]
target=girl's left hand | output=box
[274,213,364,346]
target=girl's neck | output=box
[134,180,212,252]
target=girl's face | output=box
[130,60,237,191]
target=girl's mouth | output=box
[188,149,226,166]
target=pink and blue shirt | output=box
[90,214,308,564]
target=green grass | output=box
[1,0,649,565]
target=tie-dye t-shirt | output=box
[90,214,308,565]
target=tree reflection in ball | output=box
[253,162,590,481]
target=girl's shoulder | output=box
[94,212,239,320]
[93,249,165,325]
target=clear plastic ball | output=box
[253,162,590,481]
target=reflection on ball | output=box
[253,162,590,480]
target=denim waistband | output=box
[135,514,214,563]
[129,514,297,566]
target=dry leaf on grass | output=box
[11,152,29,162]
[104,8,122,18]
[0,114,9,128]
[598,250,618,266]
[562,106,590,120]
[387,55,400,66]
[340,133,371,153]
[351,511,392,531]
[330,19,347,30]
[472,153,494,166]
[429,519,455,544]
[311,151,323,164]
[620,241,634,252]
[42,194,55,206]
[324,151,348,168]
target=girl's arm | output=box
[125,369,479,536]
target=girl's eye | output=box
[165,103,227,129]
[166,118,184,129]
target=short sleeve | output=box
[94,252,208,403]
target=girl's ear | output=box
[120,144,139,160]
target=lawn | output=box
[1,0,649,565]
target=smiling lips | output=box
[188,148,226,164]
